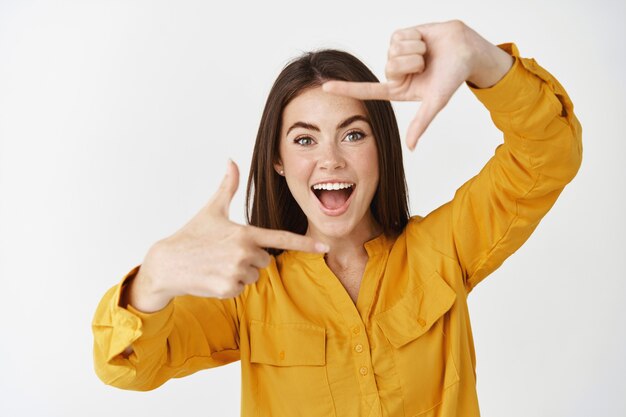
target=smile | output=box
[310,181,355,216]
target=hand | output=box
[128,160,328,312]
[322,20,514,150]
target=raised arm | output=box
[323,20,582,292]
[445,44,581,291]
[92,160,329,390]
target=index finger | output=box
[246,226,329,253]
[322,80,391,101]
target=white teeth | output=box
[312,182,354,191]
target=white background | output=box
[1,0,625,416]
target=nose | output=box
[319,142,346,171]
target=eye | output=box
[294,136,314,146]
[344,130,365,142]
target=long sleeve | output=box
[413,43,582,293]
[92,265,244,391]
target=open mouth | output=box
[311,182,355,214]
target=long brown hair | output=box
[246,49,409,255]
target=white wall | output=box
[1,0,624,416]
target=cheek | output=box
[363,145,380,185]
[284,154,314,177]
[283,153,305,169]
[283,156,314,197]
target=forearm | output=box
[470,45,582,183]
[92,266,244,391]
[455,47,582,290]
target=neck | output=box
[306,213,382,268]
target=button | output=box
[352,326,360,335]
[359,366,368,376]
[417,317,426,327]
[279,350,285,360]
[354,344,363,353]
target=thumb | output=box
[405,99,443,150]
[207,159,240,217]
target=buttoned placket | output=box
[316,235,391,417]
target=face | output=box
[275,86,380,240]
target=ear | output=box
[273,160,284,176]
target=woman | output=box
[93,20,582,416]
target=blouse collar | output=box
[284,232,392,261]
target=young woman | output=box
[93,20,582,417]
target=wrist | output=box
[128,243,175,313]
[466,32,514,89]
[128,267,173,313]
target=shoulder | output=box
[402,210,458,263]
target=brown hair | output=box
[246,49,409,255]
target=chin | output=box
[307,211,366,240]
[314,221,355,239]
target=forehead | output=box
[281,86,368,132]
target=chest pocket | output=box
[249,320,326,366]
[248,320,335,416]
[374,271,459,416]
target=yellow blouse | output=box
[92,44,582,417]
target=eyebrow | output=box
[285,115,371,136]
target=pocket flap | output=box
[375,271,456,348]
[249,320,326,366]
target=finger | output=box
[405,99,443,150]
[322,80,391,101]
[207,159,240,217]
[390,27,423,44]
[218,281,245,299]
[247,226,329,253]
[239,266,260,285]
[385,55,425,80]
[248,248,272,269]
[388,40,427,59]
